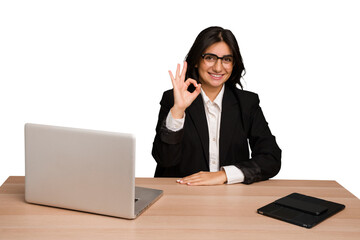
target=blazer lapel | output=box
[187,95,210,166]
[219,86,242,167]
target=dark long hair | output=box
[185,26,246,89]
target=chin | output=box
[210,82,224,88]
[209,78,227,87]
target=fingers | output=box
[170,62,202,99]
[169,62,202,111]
[176,63,181,79]
[180,61,187,80]
[183,176,206,186]
[179,172,202,183]
[177,172,207,185]
[177,171,227,186]
[185,79,201,101]
[169,62,188,82]
[168,70,175,85]
[169,63,185,88]
[178,175,208,186]
[193,81,202,95]
[184,78,198,88]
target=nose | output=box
[213,59,223,72]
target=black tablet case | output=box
[257,193,345,228]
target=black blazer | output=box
[152,85,281,184]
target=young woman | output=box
[152,26,281,185]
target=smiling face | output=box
[197,41,233,94]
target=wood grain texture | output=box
[0,176,359,240]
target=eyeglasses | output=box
[201,53,234,67]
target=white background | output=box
[1,0,359,198]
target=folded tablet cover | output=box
[257,193,345,228]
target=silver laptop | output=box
[24,123,163,219]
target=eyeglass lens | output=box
[203,54,233,66]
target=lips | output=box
[209,73,224,80]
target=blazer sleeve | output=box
[235,93,282,184]
[151,90,184,167]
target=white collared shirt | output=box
[200,86,223,172]
[165,85,244,184]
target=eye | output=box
[223,56,233,63]
[204,54,217,61]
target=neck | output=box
[202,85,223,102]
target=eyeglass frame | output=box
[201,53,235,67]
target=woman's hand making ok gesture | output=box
[168,61,201,119]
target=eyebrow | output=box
[203,53,233,57]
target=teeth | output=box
[211,74,222,77]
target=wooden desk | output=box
[0,177,359,240]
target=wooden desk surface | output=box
[0,176,359,240]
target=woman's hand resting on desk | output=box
[169,61,201,119]
[177,170,227,186]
